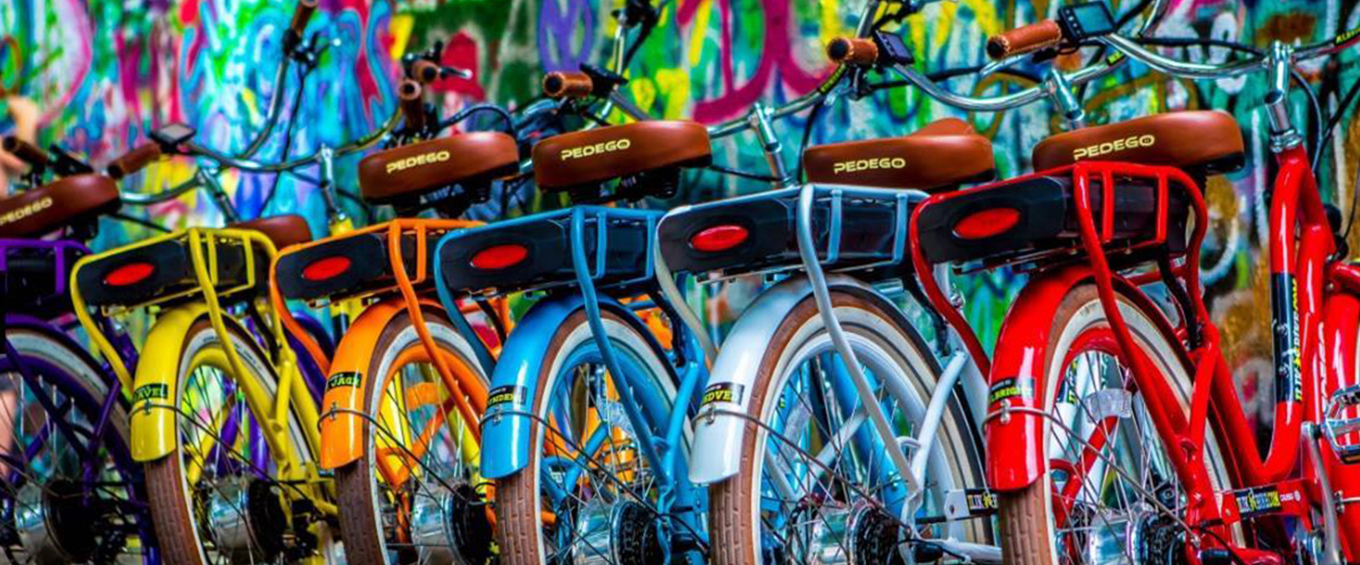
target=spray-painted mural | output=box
[2,0,1358,444]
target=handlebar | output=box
[543,71,594,99]
[2,137,49,168]
[411,60,441,84]
[107,143,163,180]
[826,37,878,66]
[986,19,1063,59]
[289,0,318,37]
[398,80,426,131]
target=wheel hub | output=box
[804,500,905,565]
[9,479,101,564]
[200,477,287,562]
[408,482,492,565]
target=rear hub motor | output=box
[807,501,906,565]
[7,479,108,564]
[408,482,493,565]
[201,478,287,562]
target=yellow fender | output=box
[129,302,210,462]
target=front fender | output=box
[481,294,628,480]
[986,265,1096,491]
[130,303,211,462]
[688,274,875,485]
[317,298,411,470]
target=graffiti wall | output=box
[2,0,1358,442]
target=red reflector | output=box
[471,244,529,270]
[690,225,749,252]
[104,262,155,287]
[953,208,1021,240]
[302,256,352,282]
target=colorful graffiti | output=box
[2,0,1358,441]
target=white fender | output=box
[688,273,877,484]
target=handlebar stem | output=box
[1265,41,1304,152]
[1044,69,1087,130]
[748,103,793,188]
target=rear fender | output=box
[985,265,1094,491]
[480,293,636,479]
[317,298,411,470]
[688,274,875,485]
[129,303,211,461]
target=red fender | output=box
[985,263,1184,490]
[986,265,1096,490]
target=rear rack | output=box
[436,206,660,297]
[274,219,482,306]
[73,228,279,313]
[912,164,1191,273]
[657,185,922,284]
[0,239,88,318]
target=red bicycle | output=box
[897,6,1360,565]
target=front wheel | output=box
[335,308,491,565]
[708,289,991,565]
[997,284,1235,565]
[496,308,688,565]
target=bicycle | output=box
[895,4,1360,564]
[272,51,535,565]
[67,107,400,564]
[0,136,160,563]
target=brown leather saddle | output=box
[532,121,712,197]
[802,118,996,192]
[229,215,312,250]
[0,174,121,238]
[358,132,519,210]
[1032,110,1245,175]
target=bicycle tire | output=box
[707,289,988,565]
[145,316,331,565]
[0,325,148,562]
[496,309,678,565]
[996,283,1234,565]
[335,308,490,565]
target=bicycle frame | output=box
[71,227,337,515]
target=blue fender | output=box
[480,293,597,479]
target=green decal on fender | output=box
[326,372,361,391]
[989,377,1035,405]
[133,383,169,403]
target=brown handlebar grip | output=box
[411,60,441,84]
[2,137,49,168]
[987,19,1063,59]
[399,80,426,131]
[289,0,319,36]
[827,37,879,66]
[542,72,593,99]
[107,143,163,180]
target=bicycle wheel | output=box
[997,284,1234,565]
[146,316,339,565]
[0,325,150,563]
[335,308,491,565]
[497,309,683,565]
[708,289,990,564]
